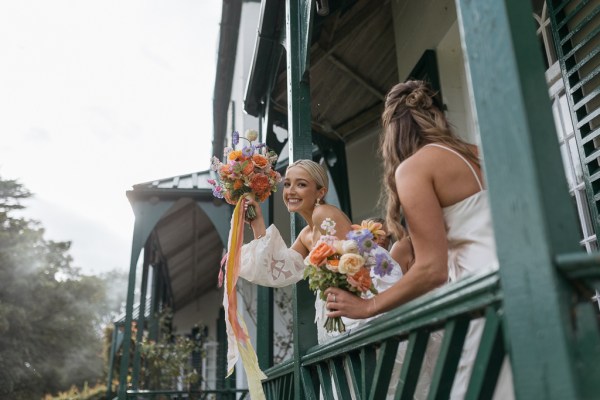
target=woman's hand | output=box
[243,194,263,222]
[323,287,378,320]
[243,195,267,239]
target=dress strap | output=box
[424,143,484,190]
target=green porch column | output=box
[286,0,317,399]
[117,199,174,399]
[455,0,590,398]
[257,107,274,370]
[131,249,150,389]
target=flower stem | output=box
[245,204,257,221]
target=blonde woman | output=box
[240,159,403,343]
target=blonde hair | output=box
[287,159,329,191]
[379,80,479,239]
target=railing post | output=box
[455,0,587,398]
[285,0,317,399]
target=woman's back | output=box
[422,143,499,281]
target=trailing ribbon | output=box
[222,197,267,399]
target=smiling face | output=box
[283,166,326,214]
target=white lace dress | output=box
[238,224,403,343]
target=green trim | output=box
[456,0,589,398]
[244,0,285,116]
[286,0,317,399]
[131,253,150,389]
[213,0,243,159]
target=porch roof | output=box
[244,0,398,142]
[126,170,230,312]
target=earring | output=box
[315,198,321,207]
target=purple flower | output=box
[242,146,254,157]
[207,178,216,185]
[347,228,375,253]
[232,131,240,146]
[373,251,393,277]
[212,186,224,198]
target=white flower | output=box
[245,129,259,142]
[321,218,336,236]
[342,240,359,254]
[338,253,365,274]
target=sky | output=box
[0,0,223,274]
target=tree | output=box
[0,176,126,398]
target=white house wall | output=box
[391,0,474,144]
[172,287,223,339]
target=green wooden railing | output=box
[261,271,505,399]
[124,388,249,400]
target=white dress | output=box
[238,225,403,343]
[425,144,513,399]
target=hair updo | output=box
[379,80,479,240]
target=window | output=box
[202,341,219,391]
[535,0,598,252]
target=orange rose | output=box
[325,258,339,272]
[249,174,270,195]
[309,242,336,267]
[252,154,268,169]
[242,161,254,175]
[223,191,235,205]
[233,179,244,190]
[347,267,372,292]
[257,191,270,202]
[219,164,232,176]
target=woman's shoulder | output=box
[397,144,471,178]
[312,203,349,222]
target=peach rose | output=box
[309,242,336,267]
[252,154,269,169]
[338,253,365,275]
[347,267,372,292]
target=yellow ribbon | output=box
[223,197,267,399]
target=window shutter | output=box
[548,0,600,236]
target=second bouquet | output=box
[304,218,396,333]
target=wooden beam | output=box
[326,53,386,100]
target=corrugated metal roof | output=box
[133,169,218,191]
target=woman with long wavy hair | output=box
[325,80,513,398]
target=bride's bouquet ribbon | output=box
[223,197,267,399]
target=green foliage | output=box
[43,382,107,400]
[0,176,127,398]
[138,309,205,391]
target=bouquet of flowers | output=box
[208,129,281,220]
[304,218,396,332]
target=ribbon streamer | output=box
[223,197,267,399]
